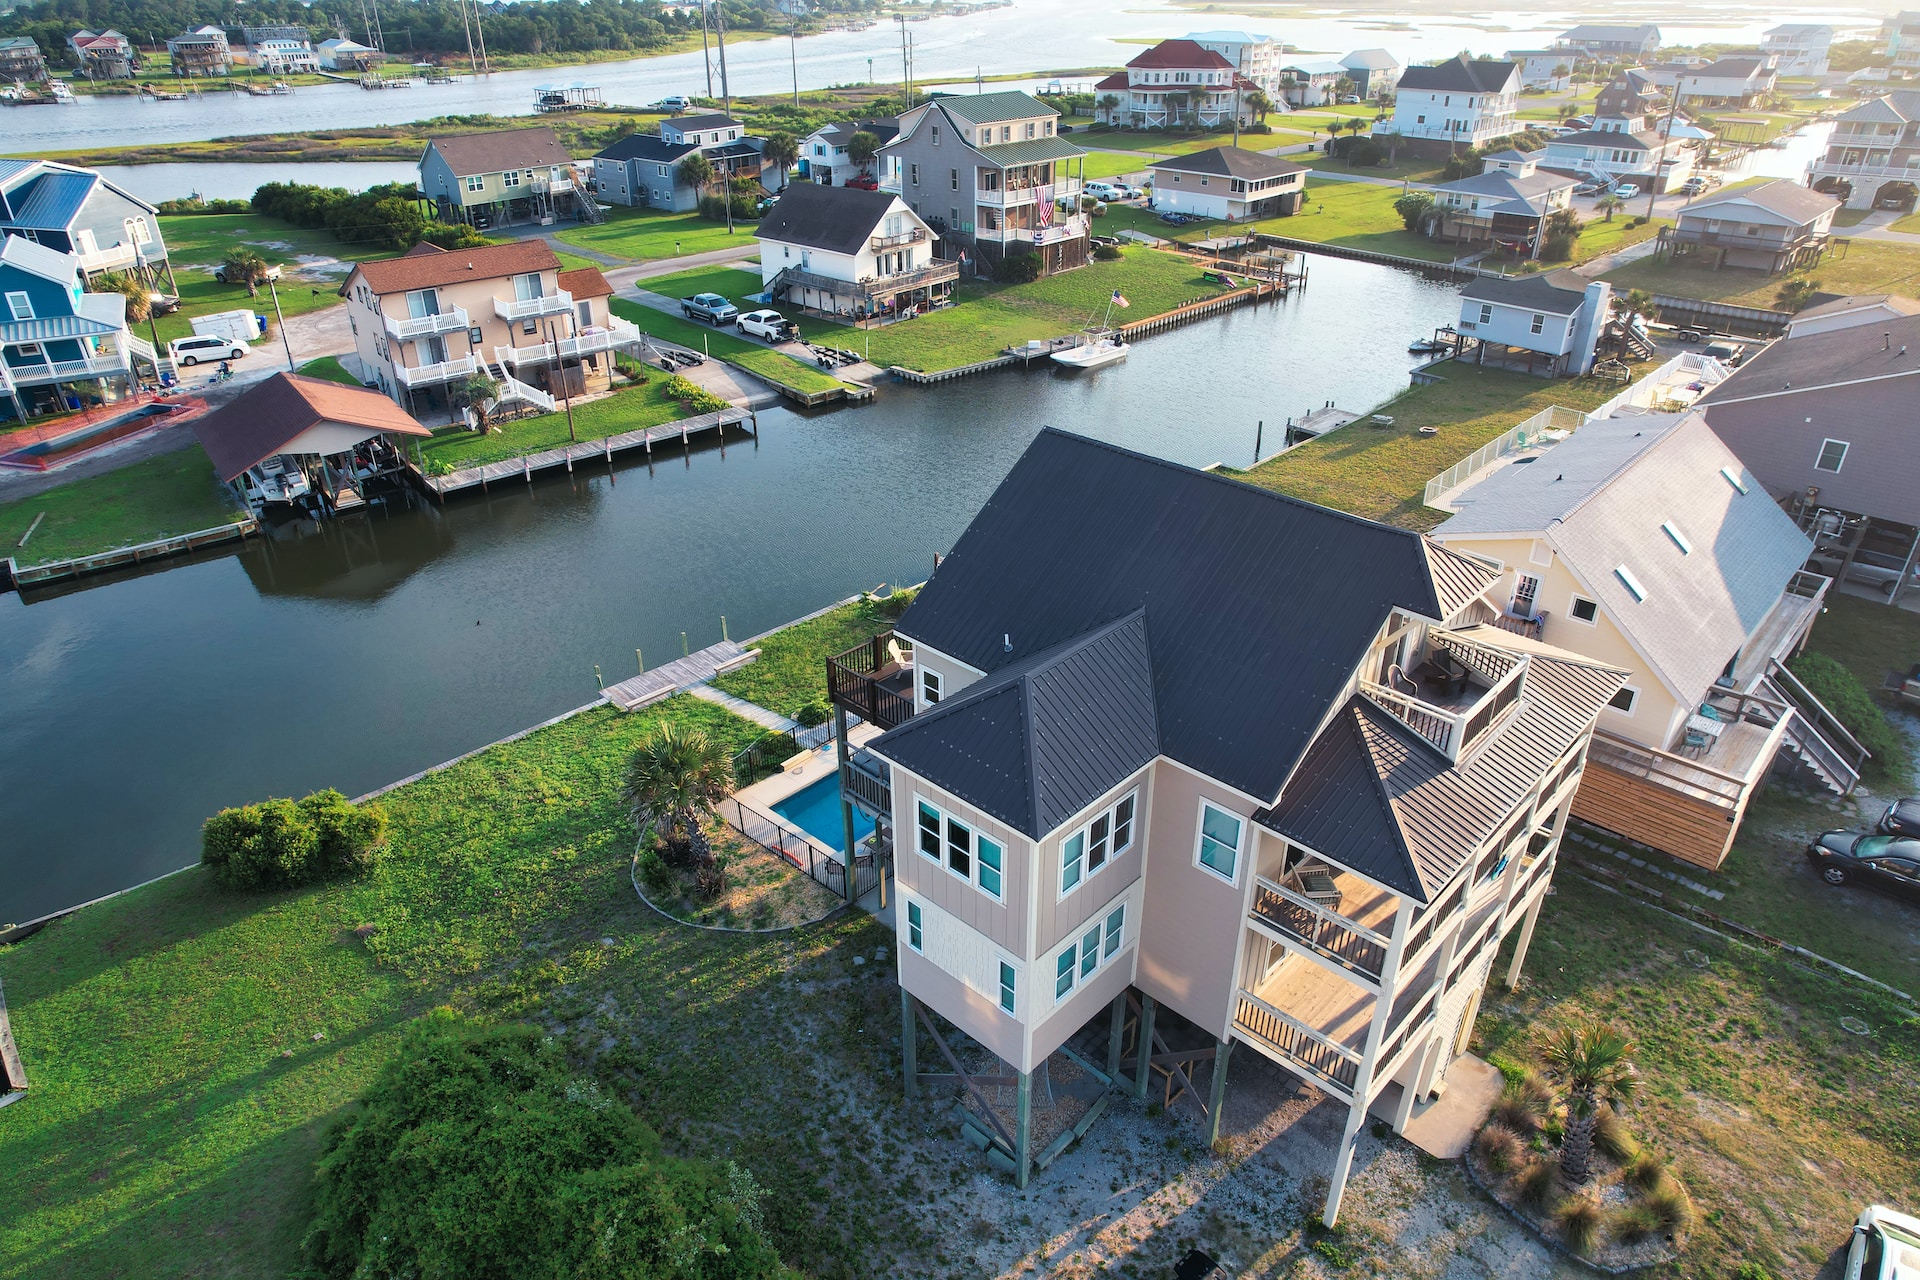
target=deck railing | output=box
[826,630,916,730]
[1421,404,1589,507]
[842,752,892,817]
[1232,990,1361,1097]
[1249,877,1388,981]
[384,306,470,342]
[493,290,574,322]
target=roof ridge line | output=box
[1547,412,1692,529]
[1345,699,1433,902]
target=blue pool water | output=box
[771,774,874,850]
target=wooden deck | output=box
[418,407,753,497]
[1249,951,1375,1056]
[1574,714,1793,869]
[602,639,755,712]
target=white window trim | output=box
[996,953,1019,1016]
[1047,897,1132,1008]
[5,291,33,321]
[1568,593,1600,626]
[905,898,925,952]
[1192,801,1245,886]
[1607,684,1639,715]
[1056,788,1139,902]
[1815,437,1849,473]
[913,794,1003,901]
[921,667,942,706]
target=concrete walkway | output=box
[687,683,800,732]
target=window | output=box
[946,816,972,880]
[1080,924,1102,978]
[1196,803,1243,882]
[950,167,959,191]
[1614,565,1648,602]
[522,319,538,336]
[465,173,484,192]
[1816,438,1849,472]
[1661,520,1692,554]
[1570,595,1599,624]
[906,900,924,951]
[1512,572,1539,616]
[1055,949,1076,998]
[1608,686,1637,713]
[503,169,521,188]
[910,163,920,185]
[1061,830,1085,893]
[998,961,1016,1013]
[1103,906,1125,958]
[1026,122,1036,139]
[1720,465,1749,494]
[468,326,483,344]
[931,125,940,146]
[978,836,1003,899]
[1059,791,1137,897]
[918,800,941,862]
[1530,313,1546,335]
[921,667,941,705]
[4,291,31,320]
[1479,303,1493,324]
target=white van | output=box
[169,334,248,366]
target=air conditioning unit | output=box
[1459,320,1478,331]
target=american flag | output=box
[1037,186,1054,228]
[1111,290,1130,308]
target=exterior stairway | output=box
[1758,662,1869,796]
[486,352,557,414]
[1611,318,1657,359]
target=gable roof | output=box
[1459,268,1591,315]
[1433,413,1812,705]
[1147,146,1304,182]
[1678,178,1836,226]
[929,90,1057,125]
[1699,312,1920,403]
[1559,24,1658,43]
[753,182,913,255]
[1548,126,1660,150]
[884,430,1494,811]
[1791,293,1920,324]
[1687,57,1768,81]
[557,266,614,299]
[0,234,79,283]
[1341,48,1400,70]
[1187,30,1269,45]
[593,133,697,165]
[1127,39,1234,71]
[425,126,571,178]
[811,118,900,147]
[1397,54,1517,95]
[667,113,741,133]
[191,373,429,481]
[1835,91,1920,126]
[872,612,1160,837]
[1433,168,1577,214]
[0,160,156,229]
[976,136,1085,166]
[345,239,559,296]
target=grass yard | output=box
[296,356,358,385]
[711,593,913,719]
[1227,363,1640,529]
[1069,128,1256,155]
[0,448,245,566]
[417,377,696,470]
[1249,177,1455,263]
[607,294,848,398]
[1572,212,1665,262]
[1604,239,1920,310]
[155,213,361,346]
[1803,591,1920,695]
[1078,149,1158,180]
[1302,152,1446,183]
[555,205,756,264]
[551,249,604,273]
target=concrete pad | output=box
[1369,1053,1504,1159]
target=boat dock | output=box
[414,406,755,498]
[3,516,258,593]
[602,638,758,712]
[1282,405,1361,448]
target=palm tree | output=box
[457,372,498,433]
[847,129,881,175]
[760,130,798,188]
[1246,89,1274,124]
[1543,1024,1639,1185]
[676,151,716,208]
[1164,90,1190,128]
[1097,92,1120,123]
[1594,193,1624,222]
[221,248,269,298]
[94,271,151,324]
[620,723,734,871]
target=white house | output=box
[1885,11,1920,72]
[1761,25,1832,77]
[755,182,956,322]
[797,118,900,187]
[1424,154,1577,257]
[1340,48,1401,99]
[1277,60,1347,109]
[1506,50,1572,91]
[1455,269,1612,376]
[317,38,379,71]
[1539,105,1696,193]
[1093,39,1260,128]
[1384,55,1520,148]
[1146,147,1306,221]
[1676,58,1777,108]
[1784,293,1920,338]
[1185,30,1282,95]
[1553,24,1661,59]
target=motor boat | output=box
[1052,335,1129,370]
[243,455,311,506]
[1408,337,1447,354]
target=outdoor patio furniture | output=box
[1291,866,1343,911]
[1682,728,1712,757]
[1412,654,1468,700]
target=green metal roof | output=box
[975,136,1086,166]
[935,90,1056,124]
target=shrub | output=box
[1474,1122,1524,1173]
[1350,140,1384,166]
[303,1017,793,1279]
[1489,1070,1552,1136]
[1644,1181,1696,1235]
[418,221,490,249]
[1787,651,1909,780]
[1556,1196,1605,1254]
[1515,1158,1561,1213]
[795,700,830,728]
[662,374,728,413]
[636,844,674,898]
[201,790,386,890]
[1093,243,1122,260]
[1593,1109,1639,1163]
[995,251,1043,284]
[697,192,759,221]
[1623,1149,1667,1192]
[158,196,251,214]
[1610,1203,1663,1243]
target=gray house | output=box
[591,114,767,211]
[0,159,173,291]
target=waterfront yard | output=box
[416,375,703,470]
[606,292,851,399]
[154,212,363,345]
[1229,362,1640,529]
[1605,239,1920,311]
[0,448,245,566]
[712,592,914,719]
[556,204,758,263]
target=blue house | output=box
[0,160,174,292]
[0,237,159,420]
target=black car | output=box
[1880,798,1920,839]
[1806,829,1920,901]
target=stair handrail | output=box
[1766,661,1871,766]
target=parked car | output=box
[843,173,879,191]
[1338,94,1363,104]
[1574,180,1606,195]
[1090,234,1122,247]
[1701,339,1746,366]
[1805,829,1920,901]
[1843,1204,1920,1278]
[213,260,280,285]
[736,309,797,342]
[168,334,248,365]
[1679,177,1708,195]
[1878,798,1920,839]
[1084,181,1119,200]
[1107,182,1143,200]
[1568,114,1593,127]
[680,292,738,325]
[1805,547,1920,596]
[653,94,691,112]
[1614,183,1641,199]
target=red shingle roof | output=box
[345,240,560,297]
[1095,71,1130,90]
[191,373,429,481]
[558,266,614,299]
[1126,39,1234,71]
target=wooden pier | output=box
[602,639,759,712]
[416,407,754,498]
[4,516,257,592]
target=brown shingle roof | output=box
[191,373,429,481]
[425,125,572,177]
[557,266,614,299]
[347,240,560,297]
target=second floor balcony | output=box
[393,353,479,387]
[494,289,573,323]
[1359,630,1529,763]
[826,628,916,730]
[495,316,643,367]
[870,227,927,251]
[384,304,471,343]
[1662,223,1826,252]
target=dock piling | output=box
[636,648,644,673]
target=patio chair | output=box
[1683,728,1712,757]
[1290,863,1343,912]
[1698,704,1723,722]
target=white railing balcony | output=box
[532,176,577,194]
[384,305,470,342]
[76,242,139,273]
[493,290,573,323]
[393,354,479,387]
[869,227,927,251]
[4,348,131,386]
[496,317,642,367]
[122,332,158,365]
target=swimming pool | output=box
[770,773,874,850]
[0,403,182,471]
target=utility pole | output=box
[715,0,731,117]
[267,277,295,372]
[545,317,577,441]
[459,0,479,76]
[699,0,713,98]
[790,22,800,106]
[471,0,490,74]
[1648,84,1680,224]
[1233,78,1241,147]
[898,14,909,102]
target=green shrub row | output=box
[201,789,387,890]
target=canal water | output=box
[0,253,1461,923]
[96,161,419,203]
[5,0,1849,155]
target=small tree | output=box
[1394,190,1435,232]
[457,372,498,433]
[1381,128,1404,166]
[1164,90,1190,127]
[1543,1023,1638,1185]
[1617,287,1656,320]
[1097,92,1120,122]
[1594,193,1624,222]
[760,129,798,182]
[221,247,270,297]
[1246,89,1274,123]
[846,129,881,174]
[1776,275,1823,312]
[676,151,715,205]
[620,723,734,880]
[95,271,151,324]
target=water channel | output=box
[0,253,1463,923]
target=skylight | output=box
[1719,465,1748,494]
[1614,565,1649,601]
[1661,520,1692,554]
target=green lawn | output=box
[1079,150,1157,180]
[296,356,358,385]
[1226,363,1642,529]
[1604,239,1920,311]
[1069,128,1255,154]
[712,593,913,719]
[417,377,696,469]
[555,205,757,264]
[154,213,358,346]
[552,249,604,273]
[1302,153,1446,183]
[0,447,246,566]
[1801,590,1920,696]
[1571,212,1665,262]
[1247,178,1454,263]
[607,291,848,398]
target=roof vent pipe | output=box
[1003,633,1013,653]
[1887,332,1892,350]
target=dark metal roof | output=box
[1397,54,1517,94]
[753,181,906,255]
[594,133,698,165]
[1148,146,1307,182]
[1459,268,1591,315]
[668,113,742,133]
[871,612,1160,837]
[1258,634,1629,900]
[891,430,1456,810]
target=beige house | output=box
[828,430,1627,1222]
[1431,411,1864,869]
[340,241,637,419]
